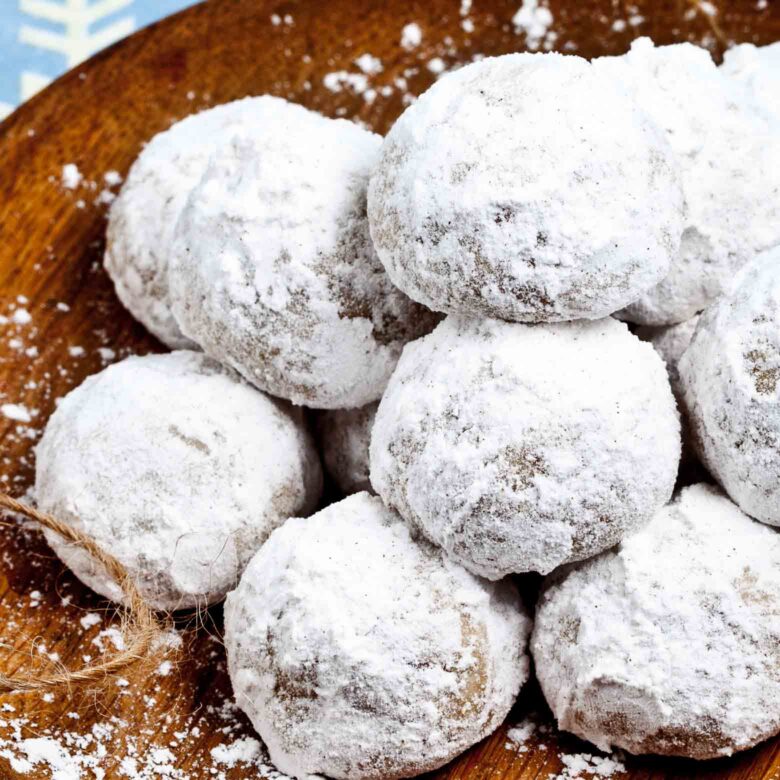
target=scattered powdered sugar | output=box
[61,164,82,190]
[426,56,447,74]
[0,682,290,779]
[35,351,321,609]
[532,483,780,759]
[371,316,680,577]
[555,753,626,779]
[679,247,780,525]
[505,717,537,751]
[78,612,102,630]
[512,0,556,51]
[400,22,422,50]
[368,53,684,323]
[224,492,531,779]
[1,404,32,423]
[210,736,262,767]
[323,70,370,95]
[6,736,83,779]
[354,53,383,75]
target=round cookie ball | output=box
[169,98,437,409]
[35,351,322,610]
[316,402,378,495]
[597,39,780,326]
[224,492,530,780]
[679,248,780,525]
[367,52,684,323]
[721,42,780,126]
[370,316,680,578]
[105,98,276,348]
[532,483,780,759]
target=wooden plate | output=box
[1,0,778,777]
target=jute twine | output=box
[0,493,165,692]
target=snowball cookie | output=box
[679,248,780,526]
[105,98,276,348]
[532,483,780,759]
[597,39,780,326]
[224,492,530,780]
[35,351,322,610]
[315,402,377,495]
[370,316,680,578]
[721,42,780,125]
[169,99,437,410]
[367,52,684,323]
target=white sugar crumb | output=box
[401,22,422,49]
[7,737,82,778]
[61,163,82,189]
[555,753,627,779]
[513,0,556,50]
[67,346,85,358]
[354,53,383,75]
[427,57,446,74]
[210,736,262,767]
[1,404,32,423]
[79,612,102,630]
[505,717,537,751]
[92,628,125,652]
[323,70,369,94]
[11,308,32,325]
[103,170,122,186]
[155,660,173,677]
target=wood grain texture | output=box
[1,0,779,777]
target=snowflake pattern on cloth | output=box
[0,0,196,120]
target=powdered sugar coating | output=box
[316,402,377,495]
[35,351,322,610]
[721,42,780,126]
[636,315,700,401]
[169,98,437,409]
[105,98,282,348]
[679,248,780,525]
[370,317,680,577]
[532,483,780,759]
[224,492,530,780]
[368,52,683,323]
[600,39,780,326]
